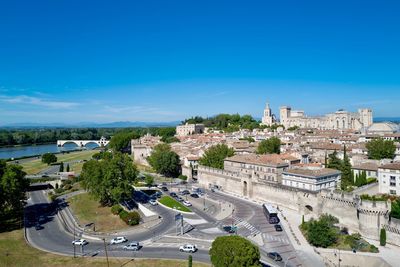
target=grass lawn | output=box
[68,192,128,232]
[18,150,97,175]
[159,196,192,213]
[0,229,209,267]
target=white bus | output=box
[262,204,279,224]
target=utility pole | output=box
[73,223,76,258]
[103,238,110,267]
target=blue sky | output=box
[1,0,400,124]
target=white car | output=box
[110,236,127,245]
[149,199,158,206]
[72,239,88,246]
[179,244,197,253]
[123,242,140,251]
[182,200,192,207]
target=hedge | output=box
[111,205,123,215]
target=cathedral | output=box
[261,102,373,131]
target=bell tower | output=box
[261,102,275,126]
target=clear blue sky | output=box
[1,0,399,124]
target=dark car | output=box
[190,193,199,198]
[269,217,280,224]
[170,192,178,198]
[176,196,184,202]
[267,252,282,262]
[35,223,43,230]
[161,187,168,192]
[274,224,283,232]
[222,225,236,234]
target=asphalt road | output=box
[25,188,211,263]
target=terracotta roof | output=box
[225,154,292,167]
[352,163,379,171]
[379,163,400,171]
[284,168,340,178]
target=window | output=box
[390,190,397,195]
[390,176,396,187]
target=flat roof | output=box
[284,168,340,178]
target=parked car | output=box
[274,224,283,232]
[190,193,199,198]
[72,239,88,246]
[170,192,177,198]
[182,200,192,207]
[35,223,43,230]
[161,187,168,192]
[110,236,128,245]
[179,190,190,195]
[149,199,158,206]
[123,242,141,251]
[222,225,236,234]
[269,217,280,224]
[176,196,184,202]
[267,252,282,261]
[179,244,197,253]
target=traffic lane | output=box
[94,247,211,263]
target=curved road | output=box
[25,188,211,263]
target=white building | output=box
[176,123,205,136]
[261,102,276,126]
[282,167,341,192]
[279,106,373,131]
[378,163,400,196]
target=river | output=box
[0,143,99,159]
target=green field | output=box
[0,229,208,267]
[17,150,97,175]
[68,192,128,232]
[159,196,192,212]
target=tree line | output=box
[182,114,261,132]
[0,127,178,147]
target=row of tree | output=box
[80,152,138,206]
[326,148,353,190]
[183,114,261,131]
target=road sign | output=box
[175,213,183,221]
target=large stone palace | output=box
[262,102,373,131]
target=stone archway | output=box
[243,181,248,197]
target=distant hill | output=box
[0,121,181,128]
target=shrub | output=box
[111,205,123,215]
[54,188,64,194]
[188,255,192,267]
[119,210,140,225]
[380,228,386,246]
[63,184,72,190]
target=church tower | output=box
[261,102,275,126]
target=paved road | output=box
[25,188,211,263]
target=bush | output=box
[111,205,123,215]
[380,228,386,246]
[54,188,64,194]
[63,184,72,190]
[119,210,140,225]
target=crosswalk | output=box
[233,216,262,236]
[262,233,289,244]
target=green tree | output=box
[256,137,281,154]
[341,146,352,190]
[178,174,188,181]
[147,144,180,177]
[66,164,70,172]
[0,163,29,218]
[199,144,235,169]
[366,138,396,160]
[307,216,338,248]
[209,236,261,267]
[380,228,386,246]
[327,151,342,171]
[81,152,138,206]
[145,175,154,187]
[59,162,64,172]
[109,131,140,152]
[391,199,400,219]
[41,153,57,165]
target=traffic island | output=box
[158,196,192,213]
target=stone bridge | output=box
[57,136,109,147]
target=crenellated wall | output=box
[198,165,400,246]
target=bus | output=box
[262,204,280,224]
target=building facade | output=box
[261,102,276,126]
[378,163,400,196]
[282,167,341,192]
[279,106,373,131]
[176,123,205,136]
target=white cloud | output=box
[0,95,79,109]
